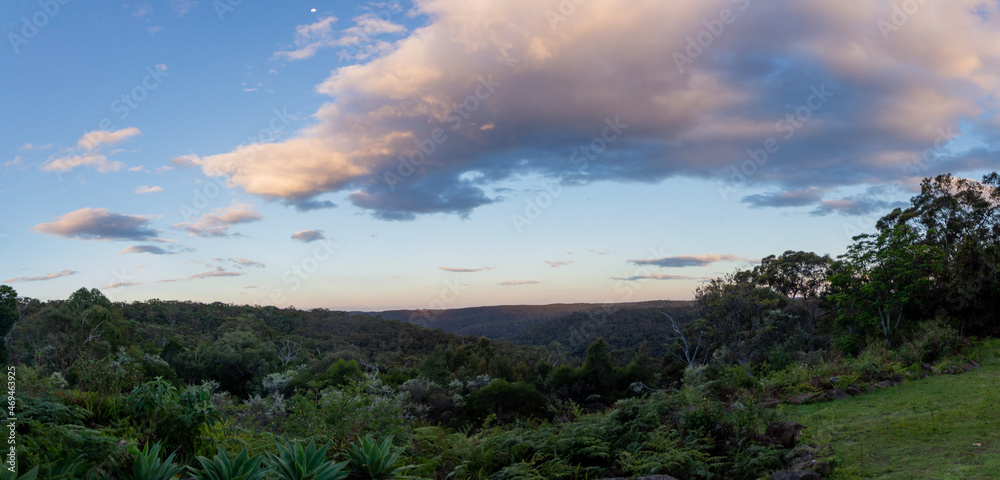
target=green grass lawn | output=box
[782,340,1000,479]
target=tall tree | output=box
[0,285,19,363]
[875,172,1000,335]
[829,225,943,346]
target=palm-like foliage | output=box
[0,466,39,480]
[188,446,269,480]
[131,442,185,480]
[344,436,417,479]
[266,440,349,480]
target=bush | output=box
[465,379,547,424]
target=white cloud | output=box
[134,185,164,194]
[173,203,263,237]
[4,269,78,283]
[42,127,142,173]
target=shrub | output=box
[125,378,223,454]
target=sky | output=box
[1,0,998,310]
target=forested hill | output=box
[371,300,691,339]
[511,302,699,357]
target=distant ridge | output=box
[370,300,694,342]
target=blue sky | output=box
[1,0,997,310]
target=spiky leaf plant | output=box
[131,442,185,480]
[266,440,349,480]
[188,446,269,480]
[343,436,418,480]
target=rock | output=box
[921,363,933,371]
[770,471,823,480]
[726,401,746,412]
[872,380,892,389]
[793,460,832,476]
[845,386,863,396]
[788,392,818,404]
[823,389,850,401]
[767,421,805,449]
[970,360,980,369]
[829,376,840,383]
[961,363,974,372]
[760,398,782,408]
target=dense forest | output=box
[2,172,999,479]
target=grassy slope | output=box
[783,339,1000,479]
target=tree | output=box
[662,312,709,368]
[695,271,788,366]
[754,251,832,299]
[875,172,1000,335]
[15,287,122,371]
[0,285,19,363]
[829,225,943,347]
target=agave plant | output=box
[188,446,270,480]
[131,442,185,480]
[0,466,39,480]
[266,440,349,480]
[343,436,417,480]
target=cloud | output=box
[544,260,572,267]
[104,281,141,289]
[4,157,27,170]
[274,14,406,61]
[133,4,152,17]
[291,230,326,242]
[76,127,142,151]
[612,274,708,281]
[171,0,196,17]
[439,266,491,273]
[33,208,159,241]
[19,143,52,151]
[232,257,265,268]
[42,127,142,173]
[170,154,201,169]
[630,254,753,268]
[5,269,78,283]
[42,152,123,173]
[498,280,539,286]
[134,185,164,194]
[811,197,904,216]
[742,187,831,208]
[121,245,174,255]
[189,267,242,280]
[173,203,263,237]
[195,1,1000,220]
[294,199,337,211]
